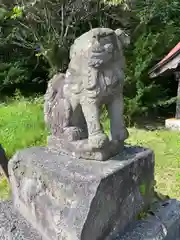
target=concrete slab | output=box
[165,118,180,131]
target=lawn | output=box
[0,99,180,199]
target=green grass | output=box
[128,127,180,199]
[0,98,48,199]
[0,99,180,200]
[0,99,47,157]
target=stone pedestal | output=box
[0,200,41,239]
[115,199,180,240]
[165,118,180,131]
[9,146,154,240]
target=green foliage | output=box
[0,7,7,20]
[7,0,129,75]
[137,211,148,220]
[0,0,130,94]
[11,6,23,19]
[139,184,146,196]
[1,0,180,120]
[0,4,48,95]
[123,0,180,122]
[0,62,29,87]
[128,127,180,199]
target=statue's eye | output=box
[99,37,110,44]
[101,33,107,37]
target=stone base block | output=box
[165,118,180,131]
[114,199,180,240]
[9,146,154,240]
[0,200,42,239]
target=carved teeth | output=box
[92,47,104,53]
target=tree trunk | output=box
[175,72,180,119]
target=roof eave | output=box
[149,49,180,78]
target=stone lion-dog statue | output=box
[44,27,130,160]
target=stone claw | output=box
[63,127,86,141]
[88,133,109,149]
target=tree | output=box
[0,4,48,95]
[8,0,131,75]
[123,0,180,121]
[1,0,180,122]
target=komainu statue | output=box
[44,28,130,161]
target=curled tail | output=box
[44,73,72,136]
[44,73,65,125]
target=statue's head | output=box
[70,28,130,68]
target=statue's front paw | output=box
[112,128,129,142]
[88,133,109,149]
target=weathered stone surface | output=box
[47,135,124,161]
[44,28,130,160]
[9,145,154,240]
[113,199,180,240]
[0,200,42,239]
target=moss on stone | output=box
[139,184,146,196]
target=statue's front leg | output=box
[81,98,108,148]
[108,93,129,142]
[63,97,85,141]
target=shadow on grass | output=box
[132,116,166,131]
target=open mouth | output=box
[92,48,105,55]
[92,44,113,55]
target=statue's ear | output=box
[115,29,130,48]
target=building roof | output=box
[159,42,180,65]
[149,42,180,78]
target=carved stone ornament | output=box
[44,28,130,160]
